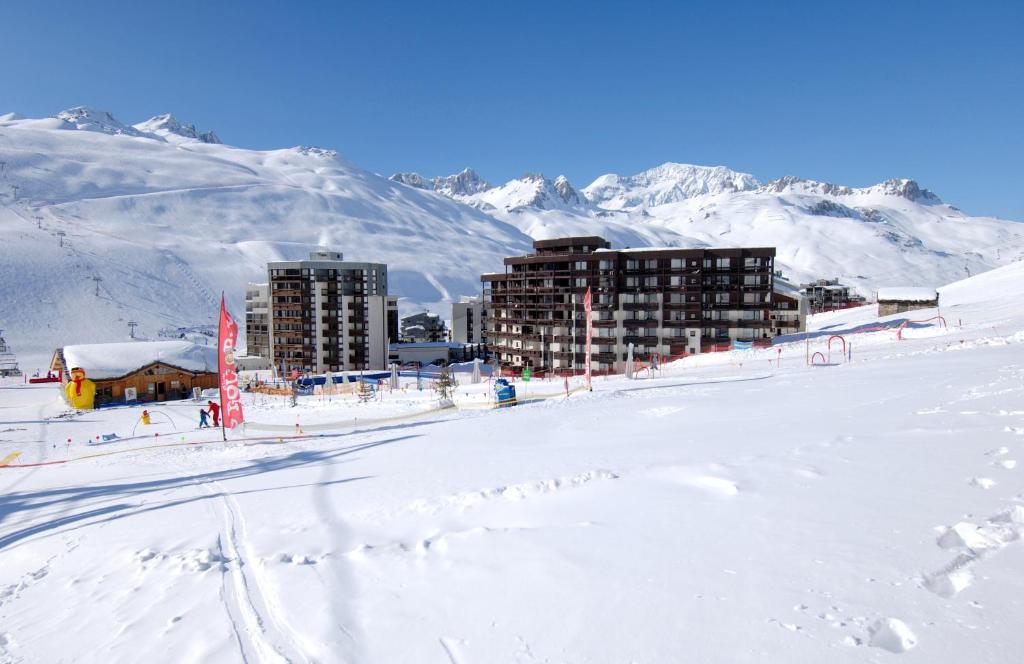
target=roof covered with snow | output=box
[877,287,939,302]
[60,340,219,379]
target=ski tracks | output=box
[200,481,313,663]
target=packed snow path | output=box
[2,264,1024,662]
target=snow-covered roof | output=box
[877,287,938,302]
[773,278,803,298]
[60,340,218,379]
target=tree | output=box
[435,366,455,400]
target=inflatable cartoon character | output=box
[65,367,97,409]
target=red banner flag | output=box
[218,295,244,431]
[583,286,593,389]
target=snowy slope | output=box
[1,262,1023,662]
[0,109,533,365]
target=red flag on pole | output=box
[583,286,593,389]
[218,295,244,433]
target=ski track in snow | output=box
[201,481,311,663]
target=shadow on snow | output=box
[0,434,419,551]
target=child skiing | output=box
[207,400,220,427]
[199,408,211,428]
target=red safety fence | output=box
[897,315,947,340]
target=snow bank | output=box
[61,340,218,378]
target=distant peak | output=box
[553,175,582,205]
[762,176,941,204]
[55,106,142,137]
[133,113,221,144]
[583,162,760,210]
[295,146,338,158]
[389,168,492,197]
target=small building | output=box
[877,287,939,316]
[388,341,486,367]
[799,278,866,313]
[400,312,448,343]
[0,330,21,377]
[451,297,484,344]
[51,340,219,407]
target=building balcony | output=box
[622,318,659,328]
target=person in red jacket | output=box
[207,400,221,427]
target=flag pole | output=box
[218,292,227,442]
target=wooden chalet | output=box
[51,340,219,406]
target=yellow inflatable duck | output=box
[65,367,96,409]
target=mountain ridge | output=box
[2,106,1023,365]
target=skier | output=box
[207,400,220,427]
[199,408,211,428]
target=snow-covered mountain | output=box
[583,163,760,210]
[132,113,221,144]
[2,106,1023,365]
[389,168,491,198]
[397,163,1024,300]
[55,106,145,137]
[0,108,532,364]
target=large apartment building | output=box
[247,250,399,373]
[481,236,803,372]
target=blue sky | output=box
[2,0,1021,218]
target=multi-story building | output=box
[249,250,399,373]
[771,280,809,336]
[799,278,866,313]
[400,311,448,343]
[244,282,270,358]
[481,236,800,373]
[451,297,484,344]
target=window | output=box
[671,258,684,269]
[715,293,730,304]
[644,276,658,288]
[716,257,731,269]
[625,277,638,288]
[574,261,588,271]
[599,260,613,271]
[743,275,761,286]
[644,259,658,270]
[744,257,761,268]
[574,278,587,287]
[626,259,639,270]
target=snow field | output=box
[1,262,1024,662]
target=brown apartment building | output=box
[481,236,805,373]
